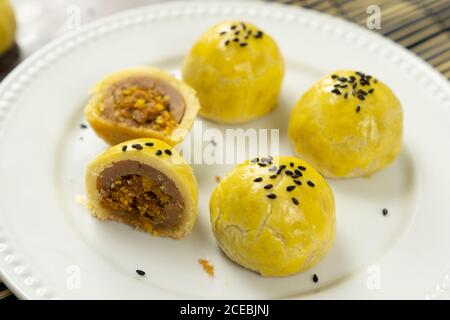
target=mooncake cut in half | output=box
[85,138,198,239]
[209,156,335,277]
[85,67,200,146]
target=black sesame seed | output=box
[276,168,283,175]
[235,31,240,35]
[290,162,294,167]
[241,22,247,30]
[122,145,127,152]
[240,42,248,47]
[80,124,88,129]
[292,197,299,205]
[132,144,143,150]
[258,163,267,167]
[368,88,374,93]
[156,150,162,156]
[344,93,348,99]
[136,270,146,276]
[356,105,361,113]
[293,180,302,185]
[145,142,154,147]
[374,79,378,83]
[358,89,367,95]
[254,31,263,38]
[357,95,365,101]
[279,164,286,170]
[220,31,227,35]
[233,38,239,42]
[331,88,341,95]
[331,74,338,79]
[286,185,296,192]
[382,208,388,216]
[298,166,306,171]
[267,193,277,199]
[254,177,263,182]
[312,274,319,283]
[349,76,356,82]
[352,82,357,89]
[338,77,347,82]
[225,40,230,46]
[307,181,315,187]
[285,170,293,176]
[264,184,273,190]
[164,149,172,156]
[231,25,237,30]
[294,169,302,176]
[270,175,277,179]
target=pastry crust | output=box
[0,0,16,54]
[209,156,335,276]
[182,21,285,123]
[85,138,198,239]
[288,70,403,178]
[85,67,200,146]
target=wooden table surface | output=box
[0,0,449,300]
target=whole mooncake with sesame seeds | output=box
[0,0,16,54]
[209,156,335,277]
[182,21,285,123]
[85,67,200,146]
[288,70,403,178]
[85,138,198,239]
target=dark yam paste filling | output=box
[101,76,186,134]
[97,160,185,230]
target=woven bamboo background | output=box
[0,0,449,300]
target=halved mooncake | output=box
[85,67,200,146]
[85,138,198,239]
[210,156,335,276]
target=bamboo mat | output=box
[0,0,449,300]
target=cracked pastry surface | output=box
[85,67,200,146]
[182,21,285,124]
[288,70,403,178]
[209,156,335,276]
[85,138,198,239]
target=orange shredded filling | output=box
[112,85,177,134]
[100,174,170,224]
[198,259,214,277]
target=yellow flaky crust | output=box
[85,138,198,239]
[85,67,200,146]
[0,0,16,54]
[182,21,285,124]
[288,70,403,178]
[209,156,335,276]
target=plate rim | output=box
[0,0,449,300]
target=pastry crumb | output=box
[215,176,221,183]
[76,195,88,207]
[198,259,214,277]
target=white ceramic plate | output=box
[1,1,450,300]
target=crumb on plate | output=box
[198,259,214,277]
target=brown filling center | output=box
[97,160,184,230]
[101,76,186,135]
